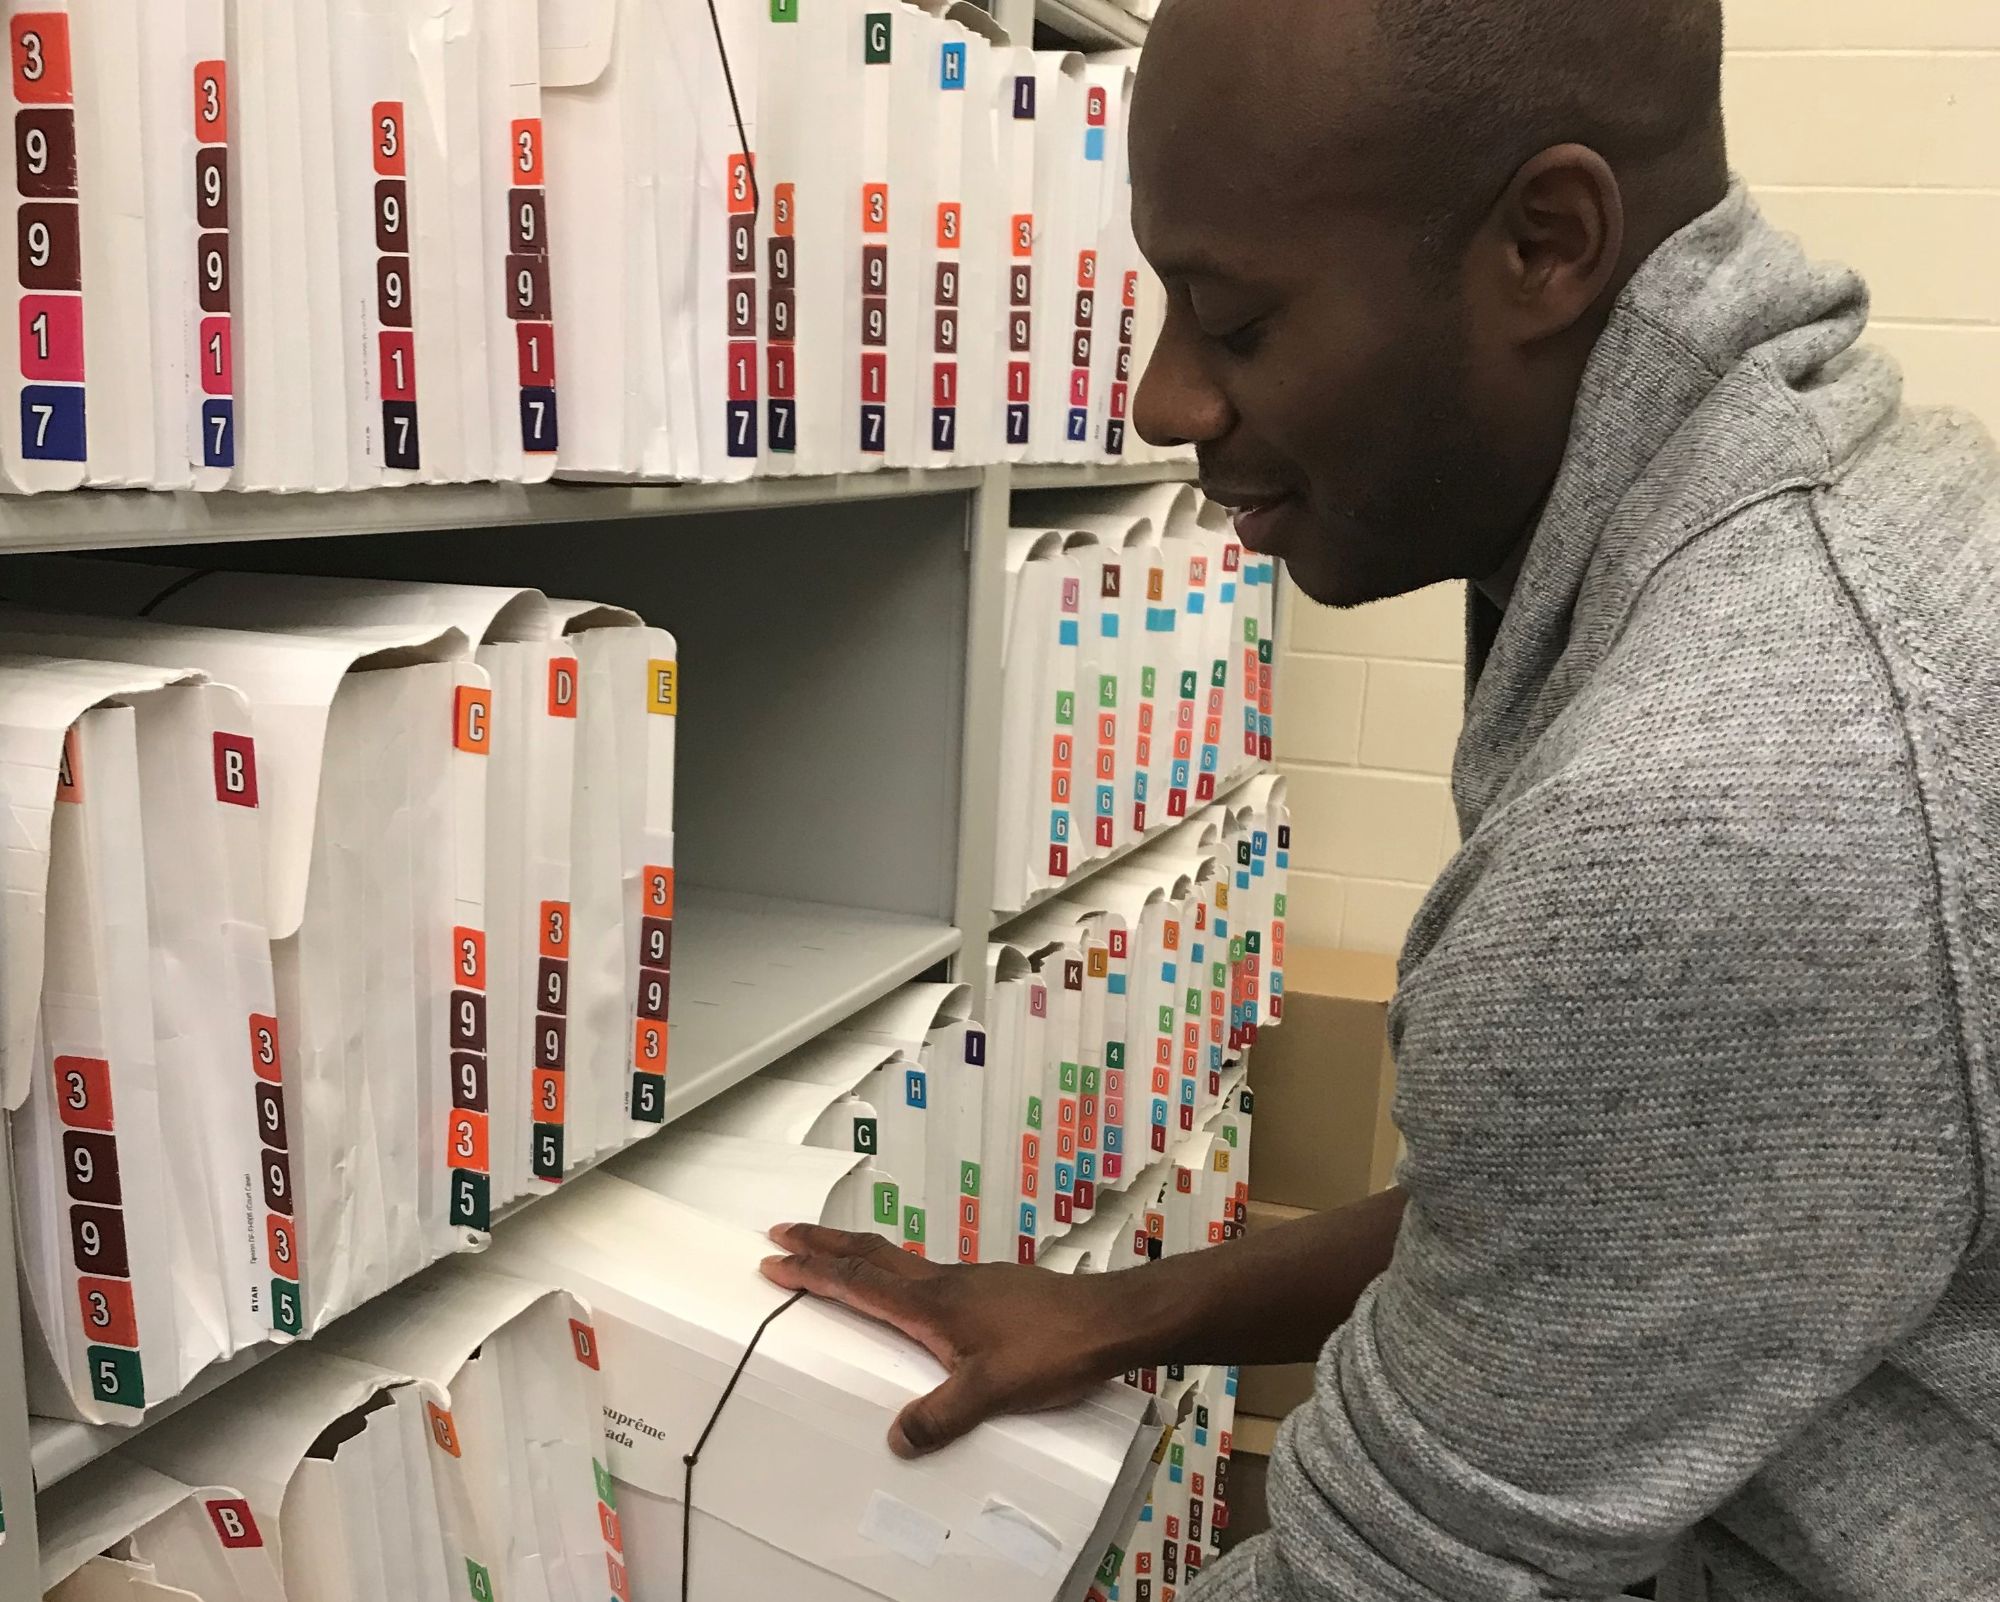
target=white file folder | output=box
[38,1452,286,1602]
[543,600,678,1162]
[0,592,488,1334]
[1,661,231,1423]
[994,528,1084,912]
[609,1125,883,1236]
[485,1171,1163,1602]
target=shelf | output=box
[1012,459,1195,492]
[0,469,986,554]
[993,764,1275,931]
[29,885,957,1488]
[637,887,960,1126]
[0,463,1207,556]
[1035,0,1150,49]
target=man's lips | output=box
[1204,487,1299,553]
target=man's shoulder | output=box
[1552,487,1910,792]
[1595,407,2000,759]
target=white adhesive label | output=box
[857,1490,949,1568]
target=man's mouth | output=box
[1204,488,1299,553]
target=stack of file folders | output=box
[998,486,1279,915]
[0,0,1184,491]
[625,774,1287,1276]
[0,561,677,1428]
[38,1191,1164,1602]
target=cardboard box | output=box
[1232,1202,1320,1422]
[1247,948,1401,1213]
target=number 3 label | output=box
[11,15,70,103]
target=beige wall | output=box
[1276,0,2000,958]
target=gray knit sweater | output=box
[1195,185,2000,1602]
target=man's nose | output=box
[1133,306,1232,449]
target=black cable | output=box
[681,1289,805,1599]
[703,0,761,226]
[135,568,218,618]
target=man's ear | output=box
[1473,144,1626,345]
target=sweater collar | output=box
[1452,180,1884,836]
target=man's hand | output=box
[760,1223,1127,1458]
[763,1190,1408,1459]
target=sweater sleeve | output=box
[1200,760,1980,1602]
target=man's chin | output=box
[1282,553,1411,611]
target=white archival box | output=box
[484,1171,1164,1602]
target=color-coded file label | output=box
[630,863,672,1123]
[533,896,570,1182]
[372,100,419,468]
[193,59,233,468]
[508,116,557,453]
[768,183,796,453]
[726,150,756,458]
[449,916,492,1229]
[13,11,84,461]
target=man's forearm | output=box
[1097,1187,1407,1372]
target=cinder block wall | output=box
[1276,0,2000,956]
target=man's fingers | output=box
[767,1222,924,1272]
[759,1245,932,1333]
[889,1371,990,1460]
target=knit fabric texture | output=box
[1191,183,2000,1602]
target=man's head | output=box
[1130,0,1727,606]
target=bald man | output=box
[766,2,2000,1598]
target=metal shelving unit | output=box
[1,0,1183,1582]
[27,883,957,1491]
[1014,459,1195,492]
[1028,0,1150,49]
[0,450,1217,1598]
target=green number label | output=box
[272,1279,303,1336]
[87,1345,145,1408]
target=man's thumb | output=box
[888,1371,988,1460]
